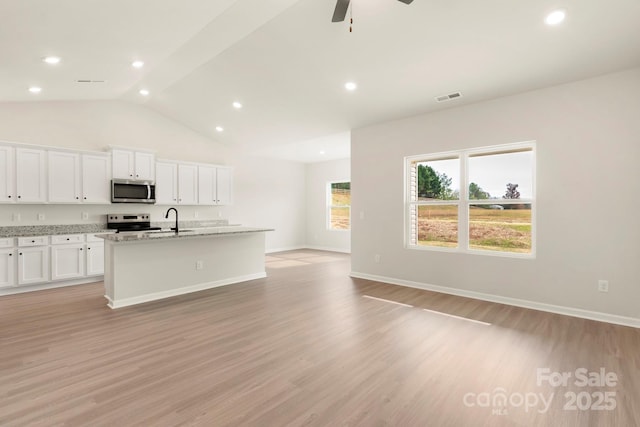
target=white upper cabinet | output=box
[111,149,155,181]
[111,149,134,179]
[216,167,232,205]
[178,164,198,205]
[15,148,46,203]
[198,165,232,205]
[0,145,15,202]
[155,161,178,205]
[134,152,155,181]
[82,153,111,203]
[48,151,81,203]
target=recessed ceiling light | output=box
[28,86,42,94]
[132,60,144,69]
[545,9,566,26]
[320,150,326,155]
[215,126,224,132]
[139,89,150,96]
[43,56,61,65]
[345,82,357,91]
[232,101,242,109]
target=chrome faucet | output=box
[165,207,179,233]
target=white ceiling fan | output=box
[331,0,414,22]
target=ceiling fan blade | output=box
[397,0,414,4]
[332,0,350,22]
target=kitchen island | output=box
[98,227,273,309]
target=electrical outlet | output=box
[37,213,45,221]
[598,280,609,293]
[12,213,21,221]
[374,254,381,263]
[82,212,89,220]
[196,260,203,270]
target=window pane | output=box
[417,205,458,247]
[468,150,532,200]
[330,207,350,230]
[331,182,350,205]
[469,204,532,253]
[416,158,459,201]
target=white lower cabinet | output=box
[0,248,16,288]
[1,232,111,293]
[86,235,105,276]
[51,243,85,281]
[17,246,49,285]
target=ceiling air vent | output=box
[435,91,462,103]
[76,80,106,83]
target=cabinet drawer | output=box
[0,237,14,248]
[18,236,49,247]
[51,234,85,245]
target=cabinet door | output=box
[155,162,178,205]
[17,246,49,285]
[48,151,81,203]
[0,145,15,203]
[0,249,16,288]
[197,165,216,205]
[178,164,198,205]
[216,167,232,205]
[86,242,104,276]
[16,148,47,203]
[112,149,135,179]
[51,244,85,281]
[82,154,111,203]
[134,152,155,181]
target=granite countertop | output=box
[97,226,274,242]
[0,220,234,238]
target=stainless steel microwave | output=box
[111,179,156,204]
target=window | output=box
[406,142,535,256]
[328,181,351,230]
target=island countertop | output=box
[97,226,274,243]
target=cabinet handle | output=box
[8,253,12,256]
[80,248,83,251]
[84,197,87,200]
[31,240,35,243]
[19,252,22,256]
[136,174,139,178]
[76,196,79,200]
[18,195,21,199]
[7,195,11,198]
[87,247,91,250]
[129,174,133,177]
[66,238,70,241]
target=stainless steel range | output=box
[106,213,162,233]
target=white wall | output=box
[0,100,306,252]
[305,158,351,253]
[351,68,640,321]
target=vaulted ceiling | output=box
[2,0,639,162]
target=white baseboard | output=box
[266,245,306,254]
[304,245,351,254]
[0,276,103,296]
[350,271,640,329]
[107,272,266,309]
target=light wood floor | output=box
[1,250,639,426]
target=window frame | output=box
[405,141,536,258]
[327,180,351,231]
